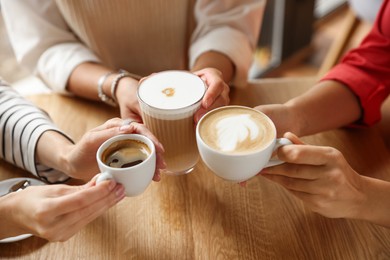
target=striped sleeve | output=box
[0,79,72,183]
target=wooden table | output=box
[1,77,390,259]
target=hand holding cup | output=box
[196,106,292,182]
[96,134,157,197]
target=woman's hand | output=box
[260,132,365,219]
[0,177,125,242]
[63,118,166,182]
[115,77,143,121]
[193,68,230,123]
[36,118,166,182]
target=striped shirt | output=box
[0,79,70,183]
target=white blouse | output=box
[0,79,70,183]
[1,0,265,93]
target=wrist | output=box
[97,70,141,107]
[98,72,117,106]
[115,77,139,105]
[284,101,305,136]
[353,176,390,227]
[36,131,75,176]
[192,51,235,83]
[345,175,367,220]
[353,178,369,221]
[57,143,75,177]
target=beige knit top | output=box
[56,0,195,76]
[2,0,264,91]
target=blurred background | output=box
[0,0,381,92]
[249,0,381,78]
[0,8,29,83]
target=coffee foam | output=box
[199,107,275,154]
[216,114,260,152]
[138,71,205,119]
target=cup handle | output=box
[264,137,292,168]
[96,172,114,184]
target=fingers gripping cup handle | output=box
[96,172,114,184]
[265,138,292,168]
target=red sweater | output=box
[322,0,390,126]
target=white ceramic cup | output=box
[196,106,292,182]
[96,134,156,196]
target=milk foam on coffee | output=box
[199,107,275,155]
[138,71,206,174]
[216,114,260,152]
[138,71,205,119]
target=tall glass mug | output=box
[137,70,206,175]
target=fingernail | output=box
[154,173,161,182]
[116,192,126,202]
[158,143,165,153]
[115,185,126,198]
[194,115,200,123]
[121,119,133,126]
[204,100,209,108]
[161,160,167,169]
[108,180,116,190]
[119,124,131,131]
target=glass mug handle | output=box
[96,172,114,184]
[265,138,293,168]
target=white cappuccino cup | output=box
[196,106,291,182]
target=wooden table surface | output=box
[1,77,390,259]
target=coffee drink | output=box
[196,106,291,182]
[137,70,206,175]
[96,134,156,197]
[141,114,199,173]
[198,106,275,155]
[101,139,151,168]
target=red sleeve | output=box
[321,0,390,126]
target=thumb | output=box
[283,132,305,145]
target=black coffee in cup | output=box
[101,139,151,168]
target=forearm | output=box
[191,51,235,84]
[67,62,140,110]
[67,62,114,101]
[356,176,390,228]
[286,80,362,136]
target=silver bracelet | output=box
[110,70,142,104]
[97,71,117,107]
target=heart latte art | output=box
[199,107,275,154]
